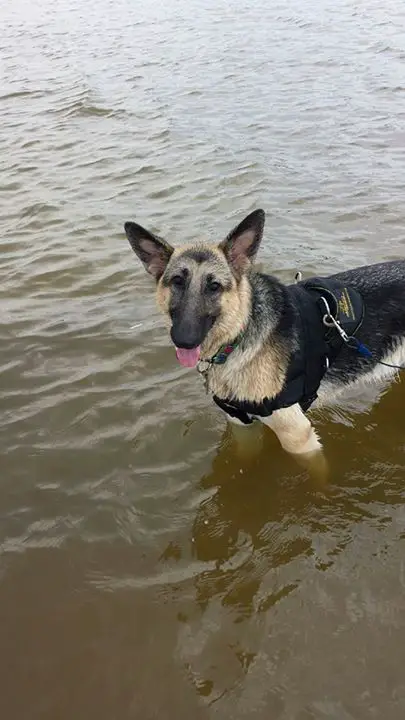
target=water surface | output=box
[2,0,405,717]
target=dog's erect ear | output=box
[124,221,174,280]
[219,209,265,276]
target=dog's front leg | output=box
[222,413,263,459]
[261,404,328,481]
[261,404,321,454]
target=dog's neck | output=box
[200,272,294,402]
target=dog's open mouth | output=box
[175,346,201,368]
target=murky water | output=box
[2,0,405,717]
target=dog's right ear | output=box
[124,222,174,281]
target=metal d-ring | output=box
[197,359,211,375]
[319,296,350,343]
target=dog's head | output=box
[124,209,265,367]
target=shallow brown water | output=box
[2,0,405,718]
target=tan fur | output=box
[201,250,288,403]
[206,341,288,403]
[156,283,170,314]
[261,404,321,454]
[155,243,290,403]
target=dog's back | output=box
[311,260,405,404]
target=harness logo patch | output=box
[338,287,355,320]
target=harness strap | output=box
[213,395,254,425]
[288,284,330,411]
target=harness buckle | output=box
[320,296,350,343]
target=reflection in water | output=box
[170,378,405,708]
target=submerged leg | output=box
[261,404,321,454]
[222,413,263,459]
[260,404,328,482]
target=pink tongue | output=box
[175,345,201,368]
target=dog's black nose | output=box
[170,327,200,349]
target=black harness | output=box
[212,278,364,425]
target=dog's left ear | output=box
[219,209,265,276]
[124,221,174,281]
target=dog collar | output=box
[197,332,244,388]
[207,332,244,365]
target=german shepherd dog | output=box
[124,209,405,460]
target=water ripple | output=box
[2,0,405,714]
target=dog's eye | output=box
[171,275,185,288]
[207,280,222,293]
